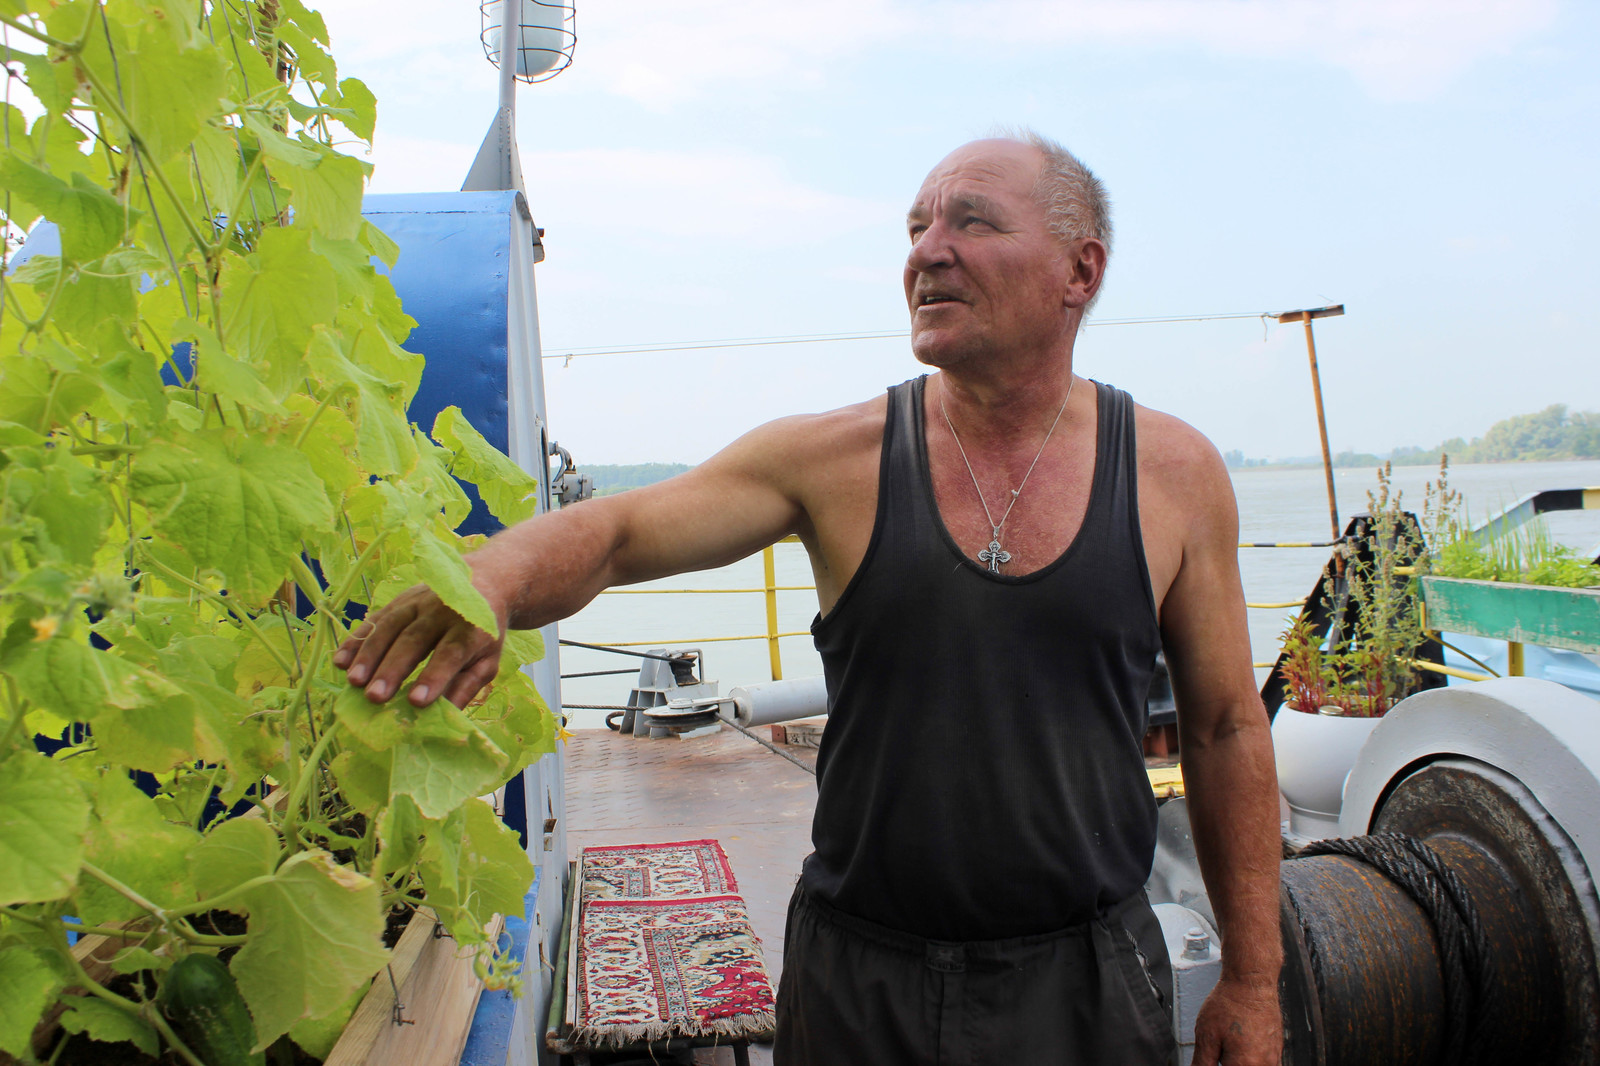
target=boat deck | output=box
[564,724,821,1065]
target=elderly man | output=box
[336,132,1282,1066]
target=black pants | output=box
[775,885,1177,1066]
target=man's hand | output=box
[1191,974,1281,1066]
[333,582,507,708]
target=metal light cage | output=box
[479,0,577,84]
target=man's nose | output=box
[906,222,954,273]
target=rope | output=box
[1296,833,1498,1065]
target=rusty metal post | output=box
[1276,305,1346,543]
[763,545,782,681]
[1302,318,1341,542]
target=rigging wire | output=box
[542,311,1273,363]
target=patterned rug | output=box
[581,838,739,900]
[572,842,775,1047]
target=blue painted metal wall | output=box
[365,191,522,539]
[362,190,568,1066]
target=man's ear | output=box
[1064,238,1108,309]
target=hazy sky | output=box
[318,0,1598,466]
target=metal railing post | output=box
[1508,641,1525,677]
[763,545,782,680]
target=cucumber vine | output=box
[0,1,554,1060]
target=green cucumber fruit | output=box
[158,954,265,1066]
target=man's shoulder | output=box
[702,391,890,485]
[743,392,890,460]
[1130,401,1234,513]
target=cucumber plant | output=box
[0,1,554,1061]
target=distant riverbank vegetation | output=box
[587,463,694,495]
[1225,405,1600,470]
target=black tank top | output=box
[802,376,1163,940]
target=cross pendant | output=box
[977,539,1011,573]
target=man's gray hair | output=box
[995,127,1112,314]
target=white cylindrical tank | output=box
[484,0,571,79]
[725,676,829,727]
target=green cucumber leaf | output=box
[59,997,160,1057]
[0,156,128,261]
[192,816,278,905]
[2,636,160,721]
[133,428,334,600]
[305,328,415,476]
[78,772,198,925]
[328,745,391,814]
[390,724,507,821]
[331,77,376,140]
[432,406,541,525]
[233,850,389,1049]
[407,518,500,637]
[288,983,364,1059]
[419,797,533,942]
[0,752,89,906]
[0,944,67,1058]
[501,628,546,671]
[220,227,338,395]
[280,148,367,239]
[331,683,410,752]
[375,792,423,879]
[109,946,169,975]
[122,21,229,165]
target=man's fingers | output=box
[331,619,373,671]
[361,612,464,703]
[406,622,494,706]
[341,600,422,687]
[441,654,501,709]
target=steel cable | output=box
[1295,833,1498,1066]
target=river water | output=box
[557,460,1600,729]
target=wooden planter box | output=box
[1420,576,1600,655]
[324,909,503,1066]
[5,909,500,1066]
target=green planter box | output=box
[1420,576,1600,655]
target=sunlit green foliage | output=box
[1423,458,1600,588]
[0,1,553,1060]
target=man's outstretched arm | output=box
[1154,438,1283,1066]
[334,417,808,708]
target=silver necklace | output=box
[939,377,1075,573]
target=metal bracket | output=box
[386,964,414,1027]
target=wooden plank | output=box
[1421,576,1600,654]
[323,906,437,1066]
[545,862,577,1055]
[565,854,583,1032]
[357,914,503,1066]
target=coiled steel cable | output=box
[1293,833,1499,1066]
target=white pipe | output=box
[724,676,829,727]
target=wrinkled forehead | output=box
[908,140,1044,215]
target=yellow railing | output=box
[593,536,809,679]
[591,534,1311,682]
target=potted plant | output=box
[1272,464,1428,839]
[0,3,554,1063]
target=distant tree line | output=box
[583,462,693,495]
[1224,405,1600,469]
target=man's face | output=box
[903,140,1077,370]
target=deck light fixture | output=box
[463,0,577,204]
